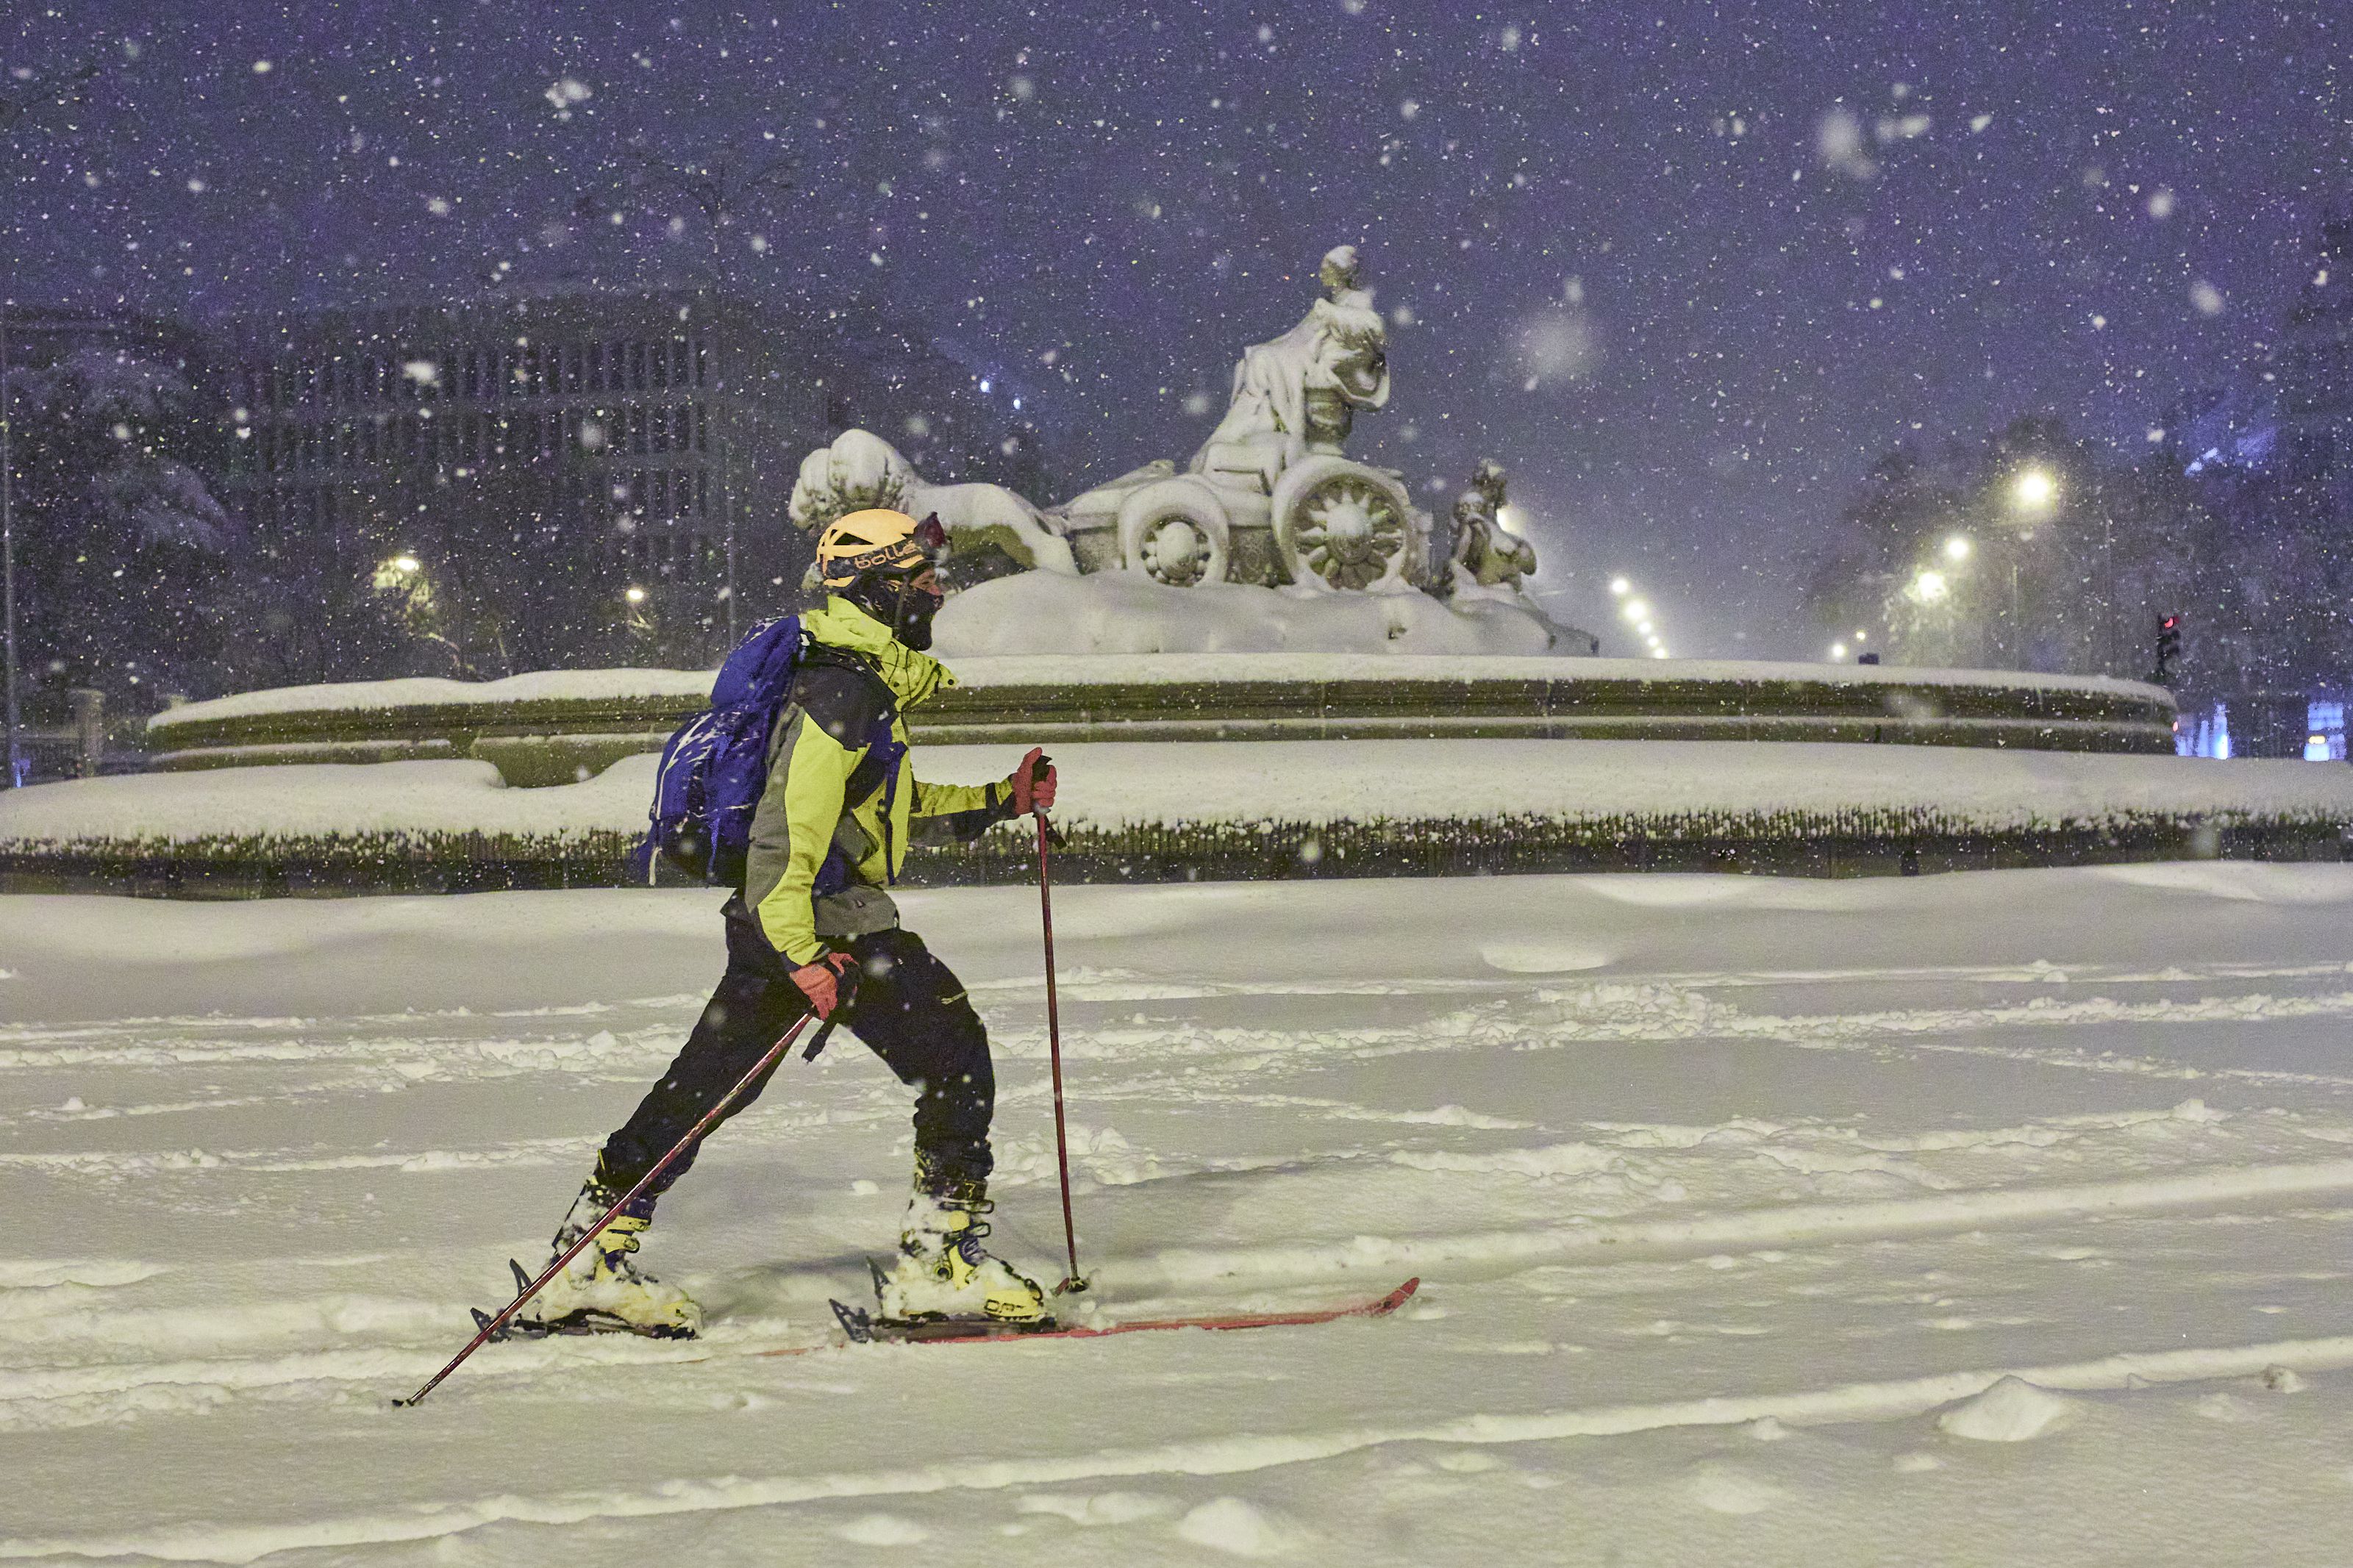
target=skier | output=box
[519,507,1059,1338]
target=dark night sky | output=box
[4,1,2345,658]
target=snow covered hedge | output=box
[6,741,2349,895]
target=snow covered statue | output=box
[1444,458,1540,596]
[788,427,1076,581]
[790,246,1427,594]
[1056,243,1426,591]
[787,247,1588,655]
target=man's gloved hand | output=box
[789,951,857,1017]
[1009,746,1057,815]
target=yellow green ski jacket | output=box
[743,598,1013,964]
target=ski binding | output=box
[468,1258,699,1342]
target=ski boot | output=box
[513,1181,701,1339]
[871,1175,1051,1331]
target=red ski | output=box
[814,1277,1419,1350]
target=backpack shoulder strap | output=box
[792,645,897,748]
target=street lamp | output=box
[1943,534,1973,563]
[2011,466,2058,515]
[1621,599,1649,622]
[624,584,648,606]
[1609,576,1630,596]
[1911,569,1949,603]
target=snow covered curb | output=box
[149,655,2168,734]
[4,740,2349,894]
[140,659,2178,788]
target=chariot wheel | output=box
[1115,477,1231,587]
[1271,457,1418,591]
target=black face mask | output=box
[893,579,943,651]
[847,571,944,651]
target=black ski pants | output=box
[594,895,995,1206]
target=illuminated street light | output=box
[1854,630,1868,643]
[1943,534,1973,563]
[2011,467,2058,512]
[1609,576,1631,596]
[1650,648,1668,659]
[1912,569,1949,602]
[1637,620,1654,636]
[1621,599,1649,622]
[624,585,648,605]
[389,554,421,574]
[1831,642,1849,659]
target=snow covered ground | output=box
[5,867,2353,1563]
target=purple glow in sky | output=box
[5,1,2343,654]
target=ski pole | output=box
[396,1004,841,1408]
[1034,767,1087,1295]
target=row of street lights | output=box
[1895,465,2063,669]
[1607,575,1672,659]
[377,552,648,607]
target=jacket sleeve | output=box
[909,770,1016,845]
[746,710,860,965]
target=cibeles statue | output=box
[1446,458,1539,596]
[1192,244,1390,481]
[1054,245,1429,591]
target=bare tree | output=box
[610,131,797,284]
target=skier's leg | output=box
[847,930,1047,1325]
[840,928,995,1189]
[595,896,810,1198]
[524,898,807,1336]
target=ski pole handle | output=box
[801,1000,849,1062]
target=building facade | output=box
[2274,216,2353,493]
[0,303,208,382]
[212,289,826,669]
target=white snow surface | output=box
[932,569,1565,656]
[6,865,2353,1562]
[149,649,2163,734]
[7,741,2349,848]
[151,668,717,729]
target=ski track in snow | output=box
[7,870,2353,1562]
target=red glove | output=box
[789,951,857,1017]
[1009,746,1057,815]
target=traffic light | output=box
[2152,614,2182,685]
